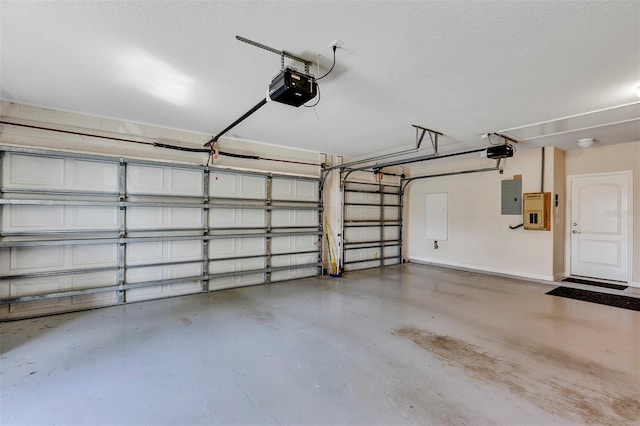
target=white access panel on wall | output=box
[425,193,447,240]
[0,147,322,321]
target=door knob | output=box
[572,230,581,234]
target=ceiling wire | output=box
[304,45,336,109]
[316,45,337,81]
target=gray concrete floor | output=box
[1,264,639,425]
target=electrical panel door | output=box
[523,192,551,231]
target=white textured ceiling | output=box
[1,1,639,157]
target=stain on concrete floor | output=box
[393,326,640,425]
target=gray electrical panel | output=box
[501,179,522,215]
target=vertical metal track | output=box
[317,175,324,275]
[399,177,405,265]
[202,169,210,292]
[117,159,127,304]
[378,177,384,267]
[339,171,347,273]
[265,175,273,283]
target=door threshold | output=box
[563,276,628,291]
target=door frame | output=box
[565,170,634,284]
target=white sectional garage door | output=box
[0,147,321,320]
[342,177,402,271]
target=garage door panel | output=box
[6,205,64,229]
[3,205,117,232]
[209,237,266,258]
[166,207,202,228]
[209,257,265,290]
[4,154,118,192]
[127,165,203,196]
[127,242,163,264]
[127,240,201,265]
[345,228,379,243]
[127,266,163,283]
[272,178,318,201]
[384,249,400,262]
[271,266,316,281]
[209,172,238,197]
[345,248,378,262]
[271,209,317,227]
[6,246,64,274]
[346,206,380,221]
[271,235,316,253]
[346,192,380,204]
[128,207,202,229]
[2,244,118,277]
[272,253,316,268]
[210,172,266,199]
[70,160,118,191]
[71,243,118,267]
[384,207,399,220]
[9,276,67,297]
[126,281,201,303]
[6,155,65,187]
[209,273,264,291]
[385,194,400,204]
[128,165,164,193]
[384,228,400,240]
[240,175,267,199]
[126,264,202,302]
[345,246,380,270]
[167,169,203,196]
[9,297,71,315]
[210,208,266,228]
[167,240,202,260]
[3,271,116,310]
[127,207,163,228]
[72,291,118,306]
[127,263,201,284]
[70,206,118,228]
[210,258,265,274]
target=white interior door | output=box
[570,172,631,282]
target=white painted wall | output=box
[0,101,322,177]
[565,141,640,286]
[406,147,560,281]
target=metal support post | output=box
[117,159,127,303]
[378,174,384,267]
[202,169,210,292]
[266,175,273,283]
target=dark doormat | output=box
[547,287,640,312]
[562,277,627,290]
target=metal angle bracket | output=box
[411,125,443,154]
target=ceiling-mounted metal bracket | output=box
[490,132,519,144]
[237,35,312,74]
[411,125,443,154]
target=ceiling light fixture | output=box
[576,137,596,148]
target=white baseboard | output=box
[409,257,557,283]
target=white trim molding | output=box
[409,257,556,283]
